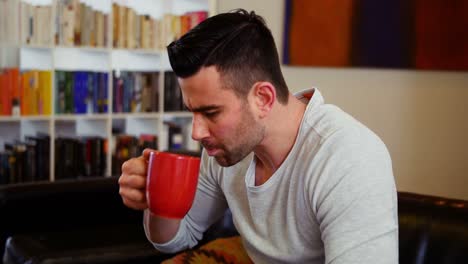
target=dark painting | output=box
[283,0,468,71]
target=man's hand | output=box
[118,148,154,210]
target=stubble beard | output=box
[213,107,265,167]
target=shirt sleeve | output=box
[314,136,399,264]
[148,150,228,253]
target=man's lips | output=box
[205,148,219,156]
[202,143,220,156]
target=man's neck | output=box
[253,94,307,185]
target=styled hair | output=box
[167,9,289,104]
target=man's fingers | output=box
[121,157,147,176]
[119,186,147,203]
[122,198,148,210]
[119,174,146,189]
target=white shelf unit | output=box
[0,0,217,181]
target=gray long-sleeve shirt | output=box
[148,88,398,263]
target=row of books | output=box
[113,71,159,113]
[113,71,185,113]
[164,71,185,111]
[20,2,53,46]
[0,0,108,47]
[112,3,207,50]
[0,135,50,185]
[0,68,52,116]
[56,0,109,47]
[0,0,208,49]
[0,128,199,185]
[0,135,107,185]
[0,68,185,116]
[56,71,109,114]
[55,136,107,180]
[0,0,55,46]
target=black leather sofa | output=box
[398,191,468,264]
[1,177,467,264]
[0,177,171,264]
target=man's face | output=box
[179,66,265,167]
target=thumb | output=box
[142,148,158,161]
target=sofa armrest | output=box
[398,192,468,264]
[3,225,174,264]
[0,177,142,259]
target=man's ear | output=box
[251,82,276,118]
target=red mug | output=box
[146,151,201,218]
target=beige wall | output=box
[219,0,468,200]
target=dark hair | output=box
[167,9,289,104]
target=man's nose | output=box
[191,114,209,141]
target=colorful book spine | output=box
[64,71,74,113]
[38,71,52,115]
[55,70,108,114]
[101,73,108,113]
[0,68,21,116]
[55,70,66,114]
[73,71,88,114]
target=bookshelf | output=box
[0,0,216,183]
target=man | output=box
[119,9,398,263]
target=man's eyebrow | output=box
[186,105,221,113]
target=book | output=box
[140,74,152,112]
[62,0,75,46]
[100,72,108,113]
[0,68,21,115]
[10,68,21,116]
[73,71,88,114]
[0,69,12,115]
[55,70,66,114]
[55,137,79,180]
[10,143,27,183]
[187,11,208,29]
[164,71,184,111]
[166,122,183,150]
[96,11,105,47]
[21,71,31,115]
[21,70,40,115]
[112,3,119,47]
[25,135,50,182]
[118,5,126,48]
[73,0,81,45]
[122,71,133,112]
[88,137,106,176]
[64,71,74,113]
[38,70,52,115]
[78,2,86,45]
[126,8,136,49]
[0,151,12,185]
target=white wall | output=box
[219,0,468,200]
